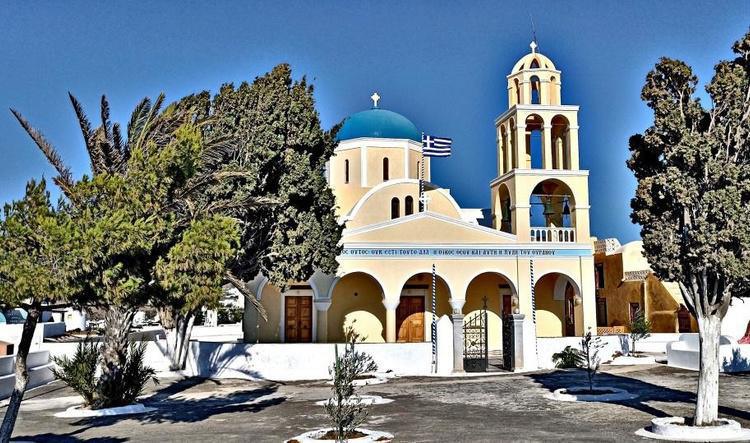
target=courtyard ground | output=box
[4,364,749,442]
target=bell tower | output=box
[490,42,590,244]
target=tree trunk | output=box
[695,313,721,426]
[0,306,40,443]
[168,311,196,371]
[97,306,135,407]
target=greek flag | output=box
[422,134,452,157]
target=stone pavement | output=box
[4,364,750,442]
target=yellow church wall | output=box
[344,181,466,229]
[366,147,405,185]
[328,273,386,343]
[534,275,564,337]
[257,285,282,343]
[344,214,513,244]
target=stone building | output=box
[593,238,698,334]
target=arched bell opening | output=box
[525,114,544,169]
[497,183,513,234]
[551,115,571,170]
[529,179,576,243]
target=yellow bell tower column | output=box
[490,42,590,245]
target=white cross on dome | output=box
[371,92,380,108]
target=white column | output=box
[450,298,465,373]
[568,126,580,170]
[314,301,331,343]
[542,124,553,170]
[383,299,399,343]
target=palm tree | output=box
[10,92,267,385]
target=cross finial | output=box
[419,192,431,211]
[371,92,380,108]
[530,40,537,53]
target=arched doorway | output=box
[464,272,517,352]
[328,272,386,343]
[534,272,582,337]
[397,272,452,342]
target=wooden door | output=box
[677,305,691,333]
[285,296,312,343]
[564,284,576,337]
[396,296,425,342]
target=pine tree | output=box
[0,180,78,441]
[627,29,750,425]
[204,64,342,299]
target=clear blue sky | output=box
[1,2,747,242]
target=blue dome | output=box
[336,108,420,142]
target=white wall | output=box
[723,298,750,340]
[185,341,432,381]
[536,335,628,369]
[0,351,54,400]
[0,322,66,351]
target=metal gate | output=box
[463,296,488,372]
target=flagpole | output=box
[431,263,437,373]
[420,132,425,212]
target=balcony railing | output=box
[530,227,576,243]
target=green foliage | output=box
[156,215,240,314]
[52,340,156,409]
[581,328,603,391]
[51,341,99,406]
[552,346,584,369]
[626,29,750,318]
[325,327,378,441]
[629,310,652,354]
[0,179,77,308]
[204,64,343,291]
[217,307,243,324]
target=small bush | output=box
[629,310,651,354]
[325,327,377,441]
[52,340,99,406]
[97,341,158,408]
[552,346,583,368]
[52,340,157,409]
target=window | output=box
[595,263,605,289]
[596,298,608,327]
[416,161,420,178]
[629,303,641,322]
[344,159,349,184]
[383,157,389,181]
[530,75,541,104]
[390,197,400,219]
[405,196,414,215]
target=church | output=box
[241,43,596,371]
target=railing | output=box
[530,227,576,243]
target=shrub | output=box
[552,346,583,369]
[581,328,604,391]
[324,327,377,440]
[629,310,651,355]
[52,340,157,409]
[52,340,99,406]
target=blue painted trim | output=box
[341,246,592,259]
